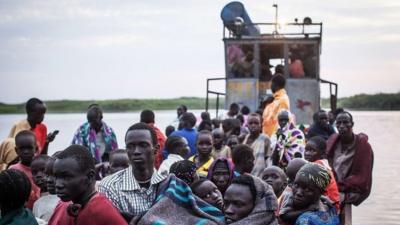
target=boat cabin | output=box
[206,1,337,125]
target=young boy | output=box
[211,128,231,159]
[9,130,41,209]
[189,130,214,177]
[32,155,60,222]
[158,136,189,176]
[0,169,39,225]
[261,166,288,198]
[48,145,127,225]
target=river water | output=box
[0,110,398,225]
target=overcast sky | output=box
[0,0,399,104]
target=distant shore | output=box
[0,92,399,114]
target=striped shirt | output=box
[98,166,166,216]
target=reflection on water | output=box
[0,110,398,225]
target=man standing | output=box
[262,74,290,137]
[140,109,166,169]
[99,122,166,219]
[326,111,374,225]
[72,104,118,163]
[307,110,335,140]
[170,105,187,129]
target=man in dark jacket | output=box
[326,111,373,225]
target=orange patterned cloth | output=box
[262,89,290,137]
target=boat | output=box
[205,1,338,125]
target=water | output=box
[0,110,398,225]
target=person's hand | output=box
[46,130,59,143]
[344,192,361,204]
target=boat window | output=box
[289,44,317,79]
[227,44,254,78]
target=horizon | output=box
[1,0,399,104]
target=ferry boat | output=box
[205,1,338,125]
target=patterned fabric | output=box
[243,134,271,177]
[295,205,339,225]
[271,122,305,169]
[138,174,224,225]
[72,121,118,163]
[98,166,166,216]
[262,89,290,137]
[297,163,331,193]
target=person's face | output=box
[176,138,190,157]
[110,153,130,174]
[261,168,286,197]
[247,115,261,134]
[54,158,94,203]
[336,113,353,137]
[226,138,239,150]
[317,112,329,127]
[304,140,322,162]
[197,134,213,157]
[195,180,224,210]
[212,161,231,193]
[212,131,224,149]
[278,114,289,129]
[15,135,37,166]
[292,174,321,209]
[31,159,48,191]
[45,161,56,195]
[224,183,255,224]
[328,112,335,125]
[28,103,46,125]
[229,107,239,116]
[126,129,157,170]
[87,109,102,131]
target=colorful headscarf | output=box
[297,163,331,192]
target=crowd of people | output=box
[0,77,374,225]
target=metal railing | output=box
[320,78,338,111]
[205,77,226,118]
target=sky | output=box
[0,0,399,104]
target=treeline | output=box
[0,97,225,114]
[321,92,400,110]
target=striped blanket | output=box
[138,174,225,225]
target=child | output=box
[289,163,339,225]
[191,178,224,210]
[242,113,271,177]
[189,130,214,177]
[32,156,60,222]
[158,136,190,176]
[9,130,41,209]
[109,149,130,174]
[0,169,39,225]
[211,128,231,159]
[169,160,199,186]
[231,144,255,176]
[207,158,235,195]
[226,135,239,151]
[261,166,288,198]
[48,145,127,225]
[304,136,340,211]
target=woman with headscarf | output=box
[285,163,339,225]
[207,158,235,195]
